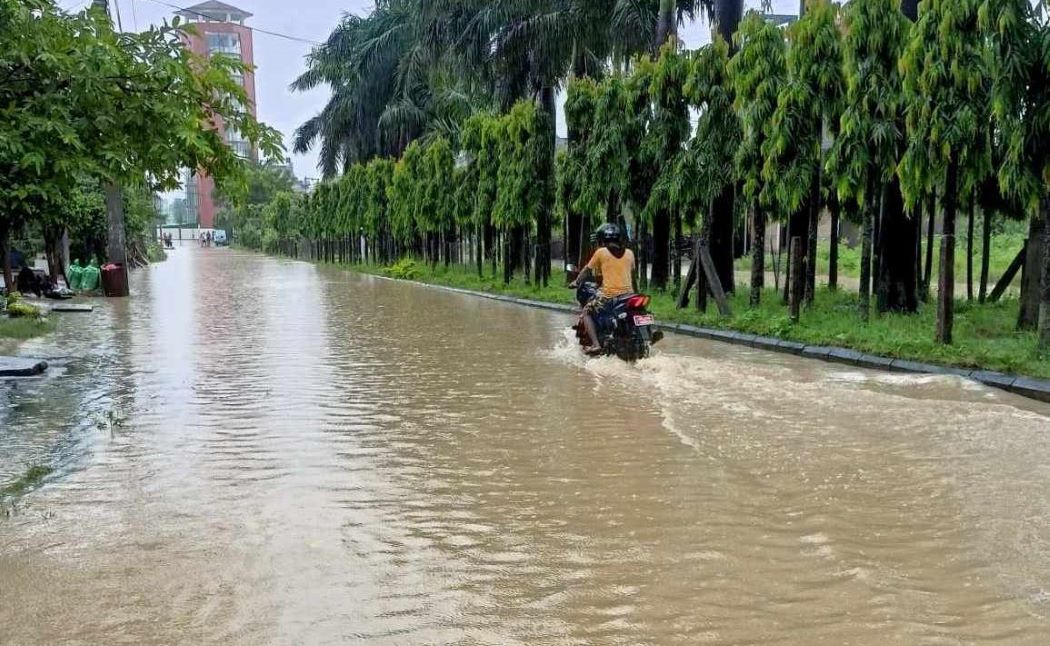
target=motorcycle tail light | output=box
[626,295,650,309]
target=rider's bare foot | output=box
[583,345,602,356]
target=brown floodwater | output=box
[2,248,1050,645]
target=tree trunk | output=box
[859,200,874,322]
[979,205,991,303]
[535,85,556,287]
[60,229,70,279]
[829,197,839,290]
[503,229,514,285]
[714,0,745,47]
[103,181,130,296]
[750,203,765,307]
[43,227,60,287]
[444,225,455,267]
[0,221,12,292]
[789,236,803,323]
[872,188,883,291]
[567,210,583,270]
[967,195,975,302]
[638,222,649,291]
[900,0,919,21]
[673,208,683,293]
[709,185,736,294]
[937,158,959,345]
[914,198,924,302]
[651,211,670,290]
[656,0,677,48]
[805,175,819,304]
[1038,194,1050,349]
[785,208,807,303]
[485,222,496,277]
[924,192,936,299]
[875,178,918,313]
[1020,215,1046,330]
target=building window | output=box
[225,130,250,158]
[206,33,241,56]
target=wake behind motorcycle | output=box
[570,279,663,362]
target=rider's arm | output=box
[572,266,595,287]
[629,249,637,292]
[570,249,603,287]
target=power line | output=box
[135,0,322,45]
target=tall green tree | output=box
[873,0,922,315]
[764,0,842,305]
[291,1,440,177]
[0,0,90,288]
[729,11,786,306]
[828,0,909,321]
[900,0,991,344]
[985,1,1050,343]
[638,47,691,291]
[682,37,740,292]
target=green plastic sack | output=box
[81,259,101,291]
[67,259,83,291]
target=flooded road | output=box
[3,248,1050,645]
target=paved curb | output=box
[364,273,1050,404]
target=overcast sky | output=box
[87,0,800,180]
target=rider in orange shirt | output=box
[570,223,635,354]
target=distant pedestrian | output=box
[207,231,213,247]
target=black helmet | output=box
[597,223,621,245]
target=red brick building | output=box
[177,1,258,229]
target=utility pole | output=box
[90,0,131,295]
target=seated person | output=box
[17,266,44,297]
[570,223,635,354]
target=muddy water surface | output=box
[2,248,1050,645]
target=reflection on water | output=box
[2,248,1050,644]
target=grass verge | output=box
[0,315,55,342]
[346,259,1050,380]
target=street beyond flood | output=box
[3,247,1050,644]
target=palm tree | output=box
[292,1,488,179]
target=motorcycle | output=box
[570,278,663,362]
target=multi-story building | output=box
[176,1,257,229]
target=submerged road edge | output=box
[361,272,1050,404]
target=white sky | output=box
[81,0,800,180]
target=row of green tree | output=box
[0,0,281,293]
[224,103,554,284]
[241,0,1050,348]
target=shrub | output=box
[6,301,42,318]
[382,258,421,280]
